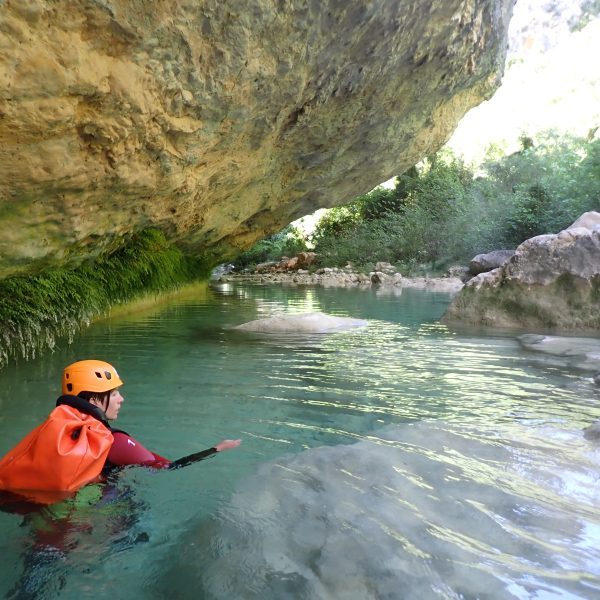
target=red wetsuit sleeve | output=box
[108,432,171,469]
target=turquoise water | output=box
[0,283,599,599]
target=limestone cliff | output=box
[443,212,600,331]
[0,0,514,277]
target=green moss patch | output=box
[0,229,208,369]
[444,275,600,331]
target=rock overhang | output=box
[0,0,515,277]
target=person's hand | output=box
[215,439,242,452]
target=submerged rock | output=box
[443,212,600,330]
[180,421,600,599]
[0,0,514,277]
[233,312,367,333]
[583,421,600,441]
[519,334,600,358]
[518,334,600,372]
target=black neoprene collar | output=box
[56,395,111,428]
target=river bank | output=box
[216,265,465,294]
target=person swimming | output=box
[0,360,241,599]
[60,359,242,471]
[0,359,241,503]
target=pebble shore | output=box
[216,266,465,294]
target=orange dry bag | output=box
[0,405,113,501]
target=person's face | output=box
[90,388,124,420]
[105,388,124,420]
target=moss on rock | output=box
[0,229,209,369]
[443,275,600,331]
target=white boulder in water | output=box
[518,334,600,372]
[234,311,367,333]
[178,422,600,599]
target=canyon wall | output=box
[0,0,514,276]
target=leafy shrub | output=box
[311,152,472,270]
[240,131,600,275]
[310,204,362,241]
[359,166,419,221]
[478,132,600,247]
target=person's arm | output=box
[167,439,242,471]
[107,432,167,468]
[107,433,241,471]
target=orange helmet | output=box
[62,360,124,396]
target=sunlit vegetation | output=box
[237,131,600,274]
[233,225,309,269]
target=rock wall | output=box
[0,0,514,277]
[443,212,600,331]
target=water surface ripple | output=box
[0,283,598,599]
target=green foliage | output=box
[311,131,600,274]
[506,184,553,242]
[318,166,419,227]
[234,225,308,268]
[310,204,363,240]
[358,187,399,221]
[572,0,600,31]
[0,229,200,369]
[476,132,600,248]
[310,151,472,272]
